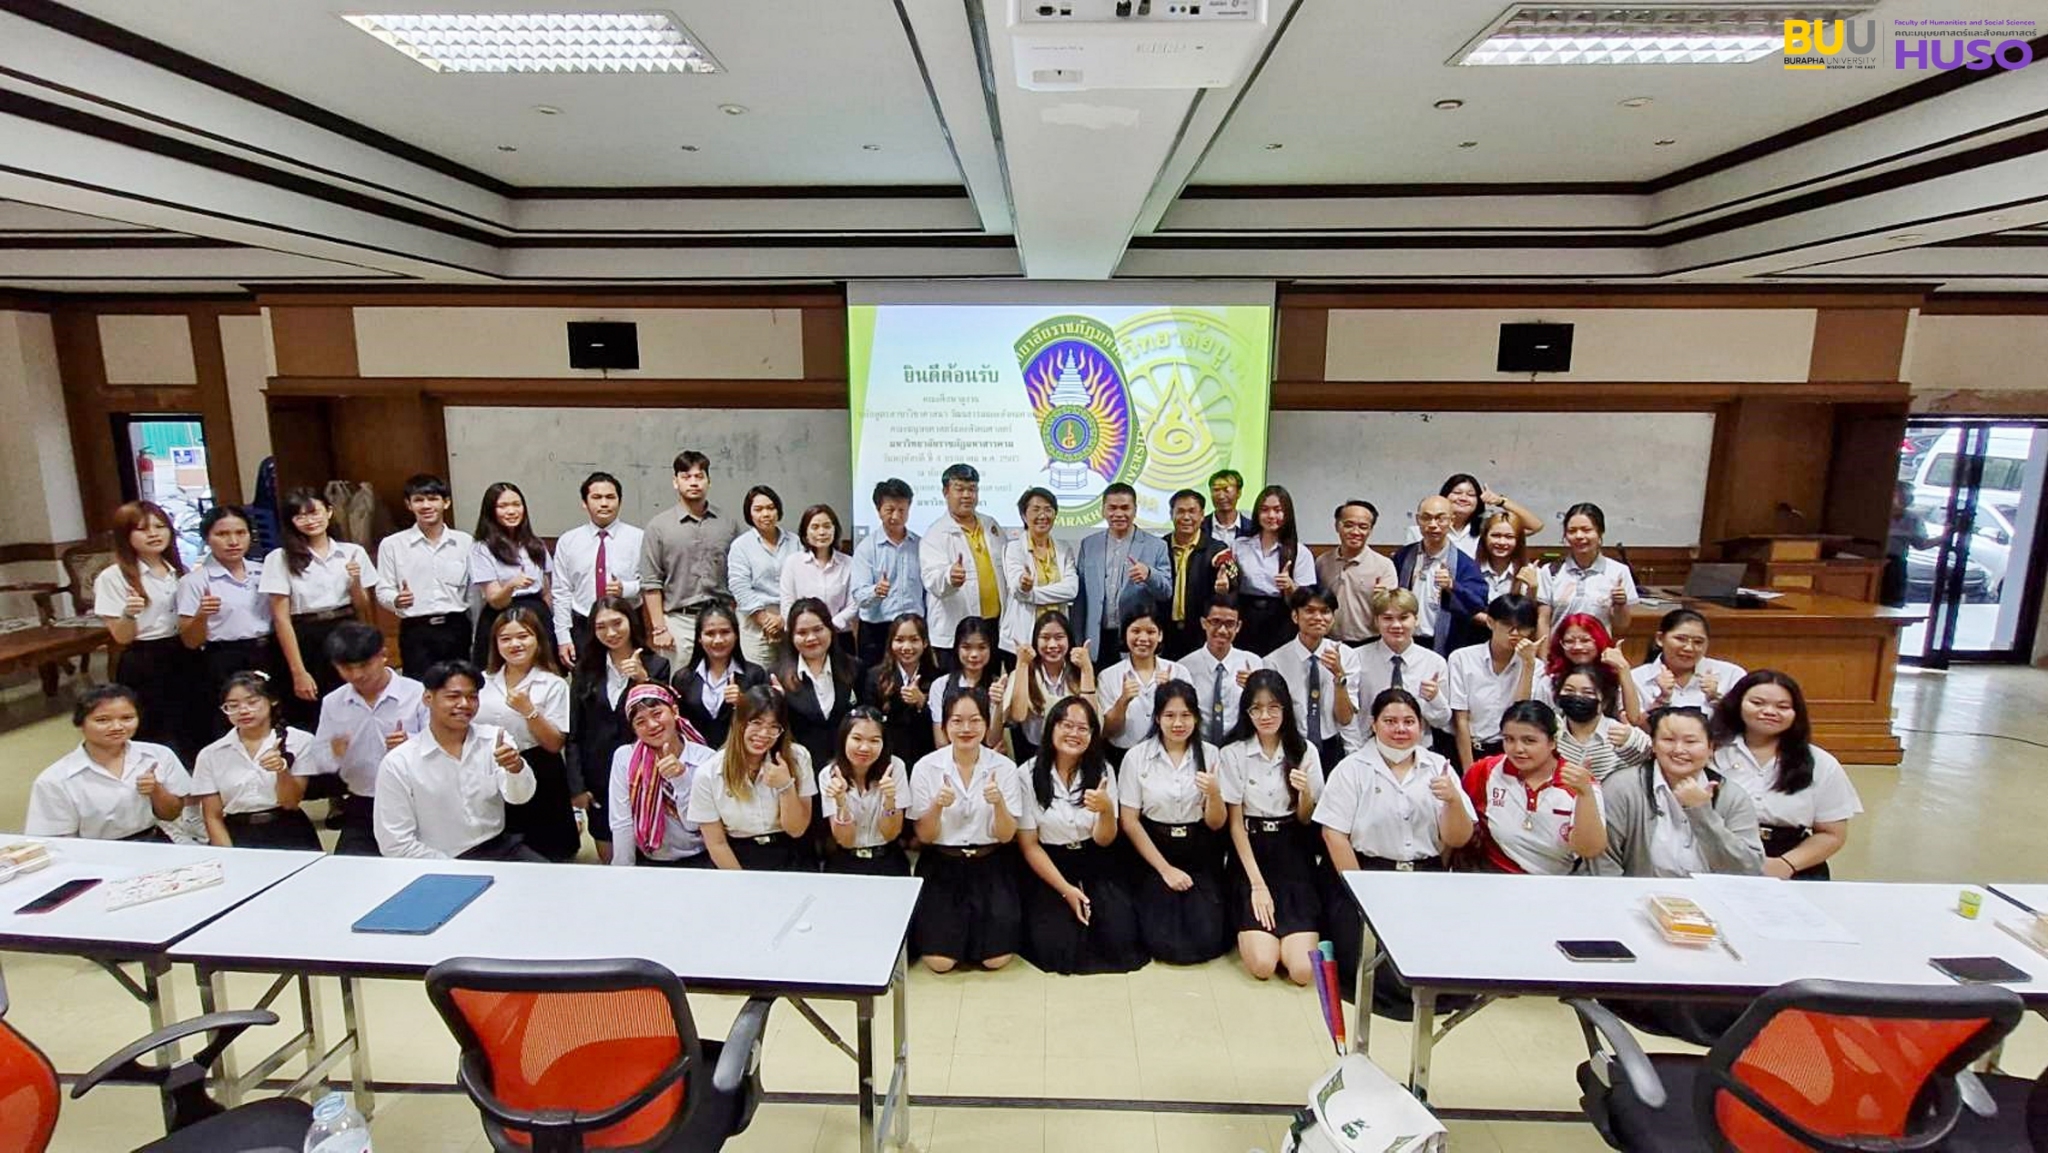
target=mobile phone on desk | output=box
[17,878,100,915]
[1930,956,2031,984]
[1557,939,1636,963]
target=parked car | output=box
[1920,503,2015,597]
[1911,427,2034,523]
[1904,542,1994,603]
[1897,429,1944,482]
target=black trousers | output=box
[856,621,891,668]
[1161,619,1204,662]
[334,794,382,856]
[399,615,469,676]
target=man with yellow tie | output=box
[920,463,1012,672]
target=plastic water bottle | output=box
[304,1092,372,1152]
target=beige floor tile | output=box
[724,1100,825,1152]
[949,1050,1047,1096]
[1044,1107,1159,1151]
[928,1105,1045,1152]
[1150,1110,1281,1153]
[1041,1053,1145,1100]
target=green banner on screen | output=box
[848,302,1272,538]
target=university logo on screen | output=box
[1782,18,2036,71]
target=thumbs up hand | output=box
[494,731,524,773]
[1420,672,1441,701]
[384,722,408,751]
[949,554,967,588]
[1082,783,1112,814]
[257,739,289,776]
[395,581,415,610]
[198,590,223,617]
[1433,565,1453,593]
[761,751,794,791]
[934,777,958,809]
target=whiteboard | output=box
[445,407,851,536]
[1269,411,1715,547]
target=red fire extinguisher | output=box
[136,449,155,502]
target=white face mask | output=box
[1375,738,1418,763]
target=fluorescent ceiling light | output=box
[341,12,722,73]
[1451,5,1872,66]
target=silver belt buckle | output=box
[1257,819,1284,834]
[751,834,776,845]
[853,846,877,859]
[1167,825,1189,839]
[1395,860,1415,872]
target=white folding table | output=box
[0,837,321,1036]
[1344,873,2048,1101]
[1989,883,2048,916]
[169,855,921,1153]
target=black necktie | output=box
[1389,653,1405,691]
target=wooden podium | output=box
[1718,535,1884,602]
[1629,590,1917,765]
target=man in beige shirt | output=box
[1315,499,1398,645]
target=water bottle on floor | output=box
[304,1092,372,1152]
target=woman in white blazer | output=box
[1001,487,1079,654]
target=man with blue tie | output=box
[1073,483,1173,664]
[1391,495,1488,655]
[1260,588,1360,768]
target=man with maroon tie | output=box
[552,471,645,666]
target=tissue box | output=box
[1284,1055,1447,1153]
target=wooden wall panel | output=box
[1808,307,1910,383]
[268,306,358,377]
[328,391,440,526]
[265,397,335,497]
[1824,404,1910,543]
[50,309,117,533]
[188,313,242,505]
[800,306,848,382]
[1274,305,1328,383]
[1700,399,1835,542]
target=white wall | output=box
[219,314,272,493]
[351,307,806,379]
[0,311,86,617]
[96,314,196,384]
[1323,308,1817,382]
[1907,315,2048,394]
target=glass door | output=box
[1897,419,2048,665]
[111,414,213,564]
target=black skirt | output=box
[1760,824,1832,881]
[474,592,553,667]
[285,611,352,731]
[726,830,811,872]
[823,841,911,877]
[1131,818,1230,965]
[911,845,1023,964]
[1022,840,1146,976]
[1232,818,1323,936]
[223,807,322,852]
[505,747,581,862]
[116,637,195,759]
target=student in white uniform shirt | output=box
[1598,706,1763,879]
[1628,609,1745,727]
[374,474,474,677]
[476,607,577,862]
[191,672,320,851]
[1472,511,1549,627]
[1710,670,1862,880]
[262,489,375,730]
[929,618,1009,755]
[727,485,799,669]
[1181,593,1262,748]
[1542,502,1638,637]
[1532,614,1643,727]
[908,687,1027,973]
[607,683,713,868]
[1014,696,1146,976]
[25,685,190,842]
[1260,588,1360,769]
[1220,670,1325,986]
[1004,610,1094,760]
[1000,487,1078,655]
[1447,594,1540,768]
[1552,664,1652,783]
[1233,485,1318,656]
[688,686,816,872]
[1096,603,1191,760]
[551,471,643,667]
[1118,681,1230,965]
[1460,701,1606,875]
[567,596,671,865]
[97,500,191,757]
[469,481,555,668]
[1347,589,1451,754]
[372,660,542,862]
[308,622,428,856]
[1317,688,1473,1015]
[178,505,274,751]
[819,707,911,876]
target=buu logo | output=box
[1783,19,1877,69]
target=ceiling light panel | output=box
[1451,5,1872,66]
[341,12,723,73]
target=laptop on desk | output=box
[1683,562,1766,608]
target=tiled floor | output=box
[2,664,2045,1151]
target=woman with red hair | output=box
[94,501,193,756]
[1536,614,1642,719]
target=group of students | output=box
[24,453,1862,1000]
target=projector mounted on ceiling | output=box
[1007,0,1269,91]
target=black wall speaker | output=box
[1497,322,1574,374]
[567,321,640,371]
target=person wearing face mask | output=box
[1317,688,1473,1016]
[1075,483,1173,666]
[1316,500,1398,646]
[1552,663,1650,782]
[1001,487,1078,657]
[1597,707,1763,879]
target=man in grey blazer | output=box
[1073,483,1174,664]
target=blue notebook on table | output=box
[352,874,495,935]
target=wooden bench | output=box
[0,621,111,696]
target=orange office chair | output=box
[1572,978,2024,1152]
[0,973,313,1152]
[426,956,773,1153]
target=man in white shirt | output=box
[375,474,474,675]
[1446,595,1541,769]
[553,471,643,666]
[307,622,428,855]
[919,463,1009,671]
[1260,588,1362,768]
[374,660,541,861]
[1345,588,1452,754]
[1181,593,1262,747]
